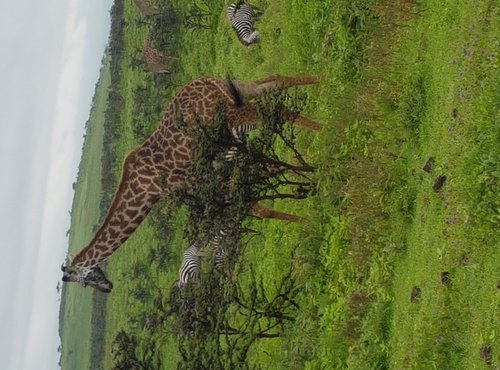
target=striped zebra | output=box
[175,230,231,289]
[208,229,229,270]
[225,122,258,161]
[231,122,258,143]
[211,122,257,169]
[226,2,261,46]
[175,244,207,288]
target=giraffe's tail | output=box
[225,76,244,108]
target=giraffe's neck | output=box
[71,148,162,269]
[145,27,154,48]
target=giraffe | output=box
[142,26,177,74]
[133,0,160,17]
[61,74,323,292]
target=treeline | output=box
[100,0,126,213]
[88,1,126,368]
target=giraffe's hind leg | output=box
[231,75,323,131]
[230,105,321,133]
[280,107,322,131]
[233,74,324,101]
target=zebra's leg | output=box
[232,74,324,101]
[212,247,225,271]
[249,202,303,222]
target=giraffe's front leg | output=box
[230,75,323,131]
[233,74,324,101]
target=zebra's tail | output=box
[225,76,244,108]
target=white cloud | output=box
[18,15,88,370]
[0,0,112,369]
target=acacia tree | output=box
[185,1,211,33]
[111,330,161,370]
[167,91,315,367]
[111,91,315,369]
[173,91,315,244]
[172,255,302,369]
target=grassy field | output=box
[61,0,498,369]
[388,1,499,368]
[59,59,110,370]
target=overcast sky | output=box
[0,0,112,369]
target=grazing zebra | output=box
[175,244,206,288]
[226,2,261,46]
[175,230,231,289]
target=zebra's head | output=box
[242,30,260,46]
[173,279,187,290]
[249,30,260,43]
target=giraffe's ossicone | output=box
[61,74,323,292]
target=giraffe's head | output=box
[61,264,113,293]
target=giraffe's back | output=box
[126,77,247,194]
[165,77,238,125]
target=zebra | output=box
[208,229,229,270]
[226,2,261,46]
[231,123,258,143]
[175,243,207,288]
[224,122,258,161]
[211,122,257,169]
[174,229,231,289]
[174,229,230,288]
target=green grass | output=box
[60,58,111,370]
[388,1,500,368]
[62,0,499,368]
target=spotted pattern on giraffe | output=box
[61,74,323,291]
